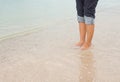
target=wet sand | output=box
[0,5,120,82]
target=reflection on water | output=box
[79,50,95,82]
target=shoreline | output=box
[0,17,73,42]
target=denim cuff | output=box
[77,16,85,23]
[84,16,95,24]
[77,15,95,24]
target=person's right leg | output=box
[75,0,86,47]
[76,22,86,46]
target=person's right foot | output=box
[75,41,84,47]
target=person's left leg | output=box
[81,0,98,50]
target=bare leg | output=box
[76,22,86,47]
[81,24,94,50]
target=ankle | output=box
[85,42,91,46]
[80,40,85,43]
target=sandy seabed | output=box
[0,5,120,82]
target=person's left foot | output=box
[80,42,91,50]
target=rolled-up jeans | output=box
[76,0,98,24]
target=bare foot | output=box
[75,41,84,47]
[80,42,91,50]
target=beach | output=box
[0,0,120,82]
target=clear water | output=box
[0,0,119,38]
[0,0,75,38]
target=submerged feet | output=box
[75,41,84,47]
[75,41,91,50]
[80,42,91,50]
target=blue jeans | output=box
[76,0,98,24]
